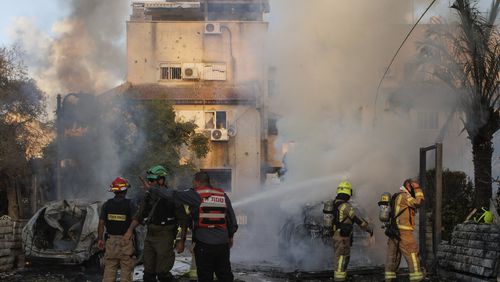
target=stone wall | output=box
[437,223,500,282]
[0,216,26,273]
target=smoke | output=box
[232,0,472,271]
[8,0,129,112]
[5,1,132,201]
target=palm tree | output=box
[421,0,499,208]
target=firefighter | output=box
[97,177,137,282]
[384,179,425,282]
[124,165,189,282]
[324,181,373,282]
[146,171,238,282]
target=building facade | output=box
[124,0,272,199]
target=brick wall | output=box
[437,223,500,282]
[0,216,26,273]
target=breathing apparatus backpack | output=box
[384,193,407,240]
[333,200,353,237]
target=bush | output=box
[425,169,474,241]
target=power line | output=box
[373,0,438,123]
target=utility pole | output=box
[56,94,62,200]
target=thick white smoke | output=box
[232,0,472,271]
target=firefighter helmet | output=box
[337,181,352,196]
[146,165,168,181]
[110,177,130,192]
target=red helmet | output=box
[110,177,130,192]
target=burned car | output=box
[278,201,374,270]
[22,200,103,265]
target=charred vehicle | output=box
[23,199,146,267]
[279,201,374,270]
[22,200,103,265]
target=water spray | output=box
[233,174,346,208]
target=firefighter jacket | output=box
[100,197,136,235]
[394,186,424,231]
[333,195,369,236]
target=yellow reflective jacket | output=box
[394,187,424,231]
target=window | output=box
[417,112,439,130]
[216,111,227,129]
[201,168,232,192]
[205,112,215,129]
[160,63,182,80]
[203,63,227,81]
[268,118,278,135]
[204,111,227,129]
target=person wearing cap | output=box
[98,177,137,282]
[124,165,189,282]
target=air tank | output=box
[323,200,334,228]
[378,192,391,223]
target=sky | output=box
[0,0,492,46]
[0,0,67,46]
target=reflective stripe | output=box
[334,271,346,281]
[196,189,224,195]
[337,255,344,272]
[385,271,396,279]
[411,253,420,273]
[409,271,424,281]
[107,214,126,221]
[395,194,403,226]
[199,213,226,219]
[398,225,414,231]
[339,204,347,223]
[200,202,227,208]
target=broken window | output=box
[205,112,215,129]
[201,168,232,192]
[205,111,227,129]
[160,64,182,80]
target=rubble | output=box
[437,223,500,281]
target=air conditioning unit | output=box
[211,129,229,142]
[204,23,221,35]
[182,63,199,80]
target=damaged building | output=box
[110,0,278,199]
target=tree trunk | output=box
[472,136,493,208]
[6,186,19,220]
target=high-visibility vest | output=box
[195,186,227,229]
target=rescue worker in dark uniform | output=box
[324,181,373,282]
[98,177,137,282]
[124,165,189,282]
[146,171,238,282]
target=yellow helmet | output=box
[337,181,352,196]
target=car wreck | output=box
[279,201,374,270]
[22,200,102,265]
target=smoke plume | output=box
[9,0,129,111]
[232,0,472,271]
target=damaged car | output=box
[22,200,103,266]
[279,201,374,270]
